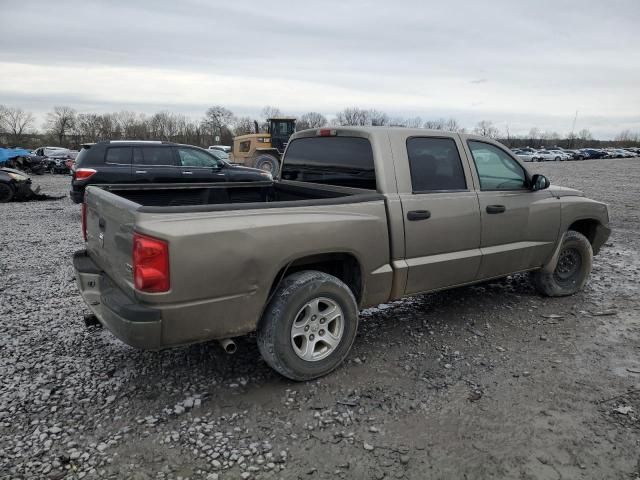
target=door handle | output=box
[407,210,431,221]
[486,205,506,214]
[182,171,193,175]
[135,170,147,174]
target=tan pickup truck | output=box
[74,127,610,380]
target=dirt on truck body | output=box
[74,127,610,381]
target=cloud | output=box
[1,0,639,138]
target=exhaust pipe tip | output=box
[218,338,237,354]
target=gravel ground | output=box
[1,159,639,480]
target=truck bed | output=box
[99,180,382,213]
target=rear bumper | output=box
[70,187,84,203]
[73,250,162,349]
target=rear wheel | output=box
[555,156,561,161]
[531,230,593,296]
[257,271,359,381]
[254,154,280,176]
[0,183,15,203]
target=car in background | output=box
[558,149,587,160]
[609,148,634,158]
[208,145,232,154]
[0,167,38,202]
[208,149,230,162]
[512,149,535,162]
[531,150,559,162]
[32,146,70,158]
[70,140,272,203]
[547,149,572,161]
[45,149,78,174]
[579,148,607,159]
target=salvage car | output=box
[70,141,272,203]
[74,127,611,381]
[0,167,39,202]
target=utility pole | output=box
[570,110,578,147]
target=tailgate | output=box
[84,186,139,296]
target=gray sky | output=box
[1,0,639,138]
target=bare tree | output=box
[296,112,327,130]
[334,107,371,126]
[0,106,35,144]
[45,106,76,146]
[368,110,389,126]
[473,120,499,138]
[404,116,423,128]
[261,105,282,120]
[577,128,593,142]
[444,118,464,133]
[423,119,445,130]
[614,129,639,144]
[233,117,256,136]
[75,113,101,143]
[202,106,234,143]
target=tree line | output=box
[1,104,638,149]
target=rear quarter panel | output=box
[135,200,392,346]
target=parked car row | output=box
[513,146,640,162]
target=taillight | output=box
[133,233,170,293]
[81,202,87,241]
[74,168,97,180]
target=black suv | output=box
[70,141,271,203]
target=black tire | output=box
[531,230,593,297]
[257,270,359,381]
[0,183,15,203]
[555,156,561,162]
[254,154,279,176]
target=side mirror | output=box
[531,174,550,191]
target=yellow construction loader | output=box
[231,117,296,175]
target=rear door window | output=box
[282,136,376,190]
[134,147,176,166]
[407,137,466,192]
[105,147,132,165]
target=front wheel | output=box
[257,271,359,381]
[254,154,280,176]
[531,230,593,296]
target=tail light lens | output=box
[81,202,87,241]
[133,233,170,293]
[74,168,97,180]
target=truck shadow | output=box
[101,273,546,409]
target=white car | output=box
[610,148,634,158]
[32,146,70,158]
[531,150,559,162]
[208,145,231,153]
[548,150,572,161]
[513,150,535,162]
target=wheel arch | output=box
[267,252,364,306]
[568,218,601,247]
